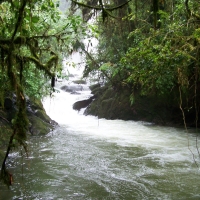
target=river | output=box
[1,60,200,199]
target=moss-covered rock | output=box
[85,84,134,120]
[84,83,184,126]
[0,96,57,164]
[0,96,57,137]
[28,115,54,136]
[26,97,57,135]
[34,109,52,123]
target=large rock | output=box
[0,96,57,137]
[28,115,55,136]
[60,85,83,94]
[26,97,58,136]
[84,85,135,120]
[84,83,183,126]
[73,96,95,111]
[0,96,57,162]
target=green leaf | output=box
[41,4,47,11]
[32,16,40,23]
[99,63,111,71]
[193,28,200,39]
[13,1,20,8]
[22,28,29,35]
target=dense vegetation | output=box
[0,0,86,186]
[73,0,200,128]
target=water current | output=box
[1,56,200,199]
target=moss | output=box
[26,98,57,135]
[34,109,51,123]
[0,121,13,163]
[99,98,113,118]
[89,83,101,91]
[29,115,53,136]
[0,124,12,147]
[101,87,115,99]
[28,98,44,111]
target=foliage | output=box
[79,0,200,128]
[0,0,86,186]
[78,0,133,82]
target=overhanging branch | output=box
[23,55,57,77]
[72,0,132,20]
[185,0,200,20]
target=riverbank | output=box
[82,83,197,128]
[0,96,57,160]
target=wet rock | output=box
[0,96,57,137]
[68,74,74,77]
[60,85,83,93]
[84,86,134,120]
[84,83,188,126]
[26,97,58,135]
[73,96,95,111]
[28,114,56,136]
[72,79,87,84]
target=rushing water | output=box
[1,65,200,199]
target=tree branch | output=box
[72,0,131,20]
[72,0,102,10]
[11,0,27,41]
[185,0,200,20]
[23,55,57,77]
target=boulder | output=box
[84,83,180,125]
[26,97,58,135]
[72,79,87,84]
[73,96,94,111]
[28,114,55,136]
[0,96,57,137]
[60,85,83,93]
[84,86,134,120]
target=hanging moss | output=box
[0,1,58,186]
